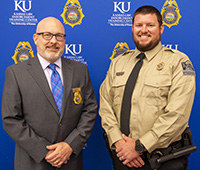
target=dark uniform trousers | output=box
[111,150,188,170]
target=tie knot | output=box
[48,63,57,71]
[138,53,145,60]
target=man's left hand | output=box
[116,134,144,167]
[45,142,73,168]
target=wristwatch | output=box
[135,139,145,153]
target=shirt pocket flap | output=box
[144,75,171,88]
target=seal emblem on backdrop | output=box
[61,0,85,28]
[161,0,182,28]
[110,42,130,60]
[12,41,34,64]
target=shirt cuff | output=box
[108,128,123,150]
[140,130,158,153]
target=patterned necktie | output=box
[120,53,145,135]
[48,63,63,114]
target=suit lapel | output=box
[26,56,59,115]
[60,58,73,118]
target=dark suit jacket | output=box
[2,56,97,170]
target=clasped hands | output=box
[115,134,145,168]
[45,142,73,168]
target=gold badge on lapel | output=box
[157,62,165,71]
[73,88,82,104]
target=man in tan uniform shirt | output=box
[99,5,195,170]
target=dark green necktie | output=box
[120,53,145,135]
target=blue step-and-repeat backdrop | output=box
[0,0,199,169]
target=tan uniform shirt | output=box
[99,42,195,153]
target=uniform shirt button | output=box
[59,123,62,126]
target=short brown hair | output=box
[132,5,163,26]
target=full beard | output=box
[134,40,160,52]
[133,34,161,52]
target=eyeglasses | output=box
[36,32,66,41]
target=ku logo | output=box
[65,44,82,56]
[14,0,32,12]
[163,44,178,50]
[114,1,131,13]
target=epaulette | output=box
[163,46,175,53]
[122,50,134,56]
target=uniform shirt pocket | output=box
[112,80,126,106]
[143,75,171,106]
[111,77,127,120]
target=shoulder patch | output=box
[181,60,195,76]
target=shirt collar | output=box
[135,42,163,61]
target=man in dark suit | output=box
[2,17,97,170]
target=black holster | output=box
[148,126,197,170]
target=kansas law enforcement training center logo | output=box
[110,42,130,60]
[9,0,38,26]
[61,0,85,28]
[108,1,132,27]
[12,41,34,64]
[161,0,182,28]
